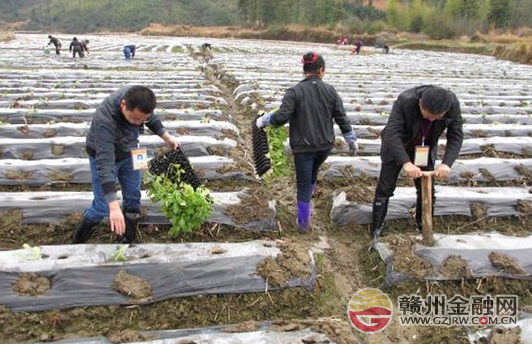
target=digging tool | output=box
[421,171,435,245]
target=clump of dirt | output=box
[488,252,528,275]
[229,147,254,176]
[522,147,532,158]
[209,246,227,255]
[5,170,32,181]
[207,146,226,156]
[490,327,521,344]
[481,144,498,157]
[48,172,73,182]
[220,320,260,333]
[17,125,29,135]
[51,144,65,156]
[271,319,357,344]
[224,188,274,225]
[459,171,475,180]
[479,168,496,182]
[12,273,51,296]
[386,235,434,279]
[175,127,190,136]
[342,185,374,204]
[256,242,311,286]
[517,200,532,215]
[220,128,239,140]
[108,330,149,343]
[515,164,532,179]
[42,129,58,138]
[367,127,381,137]
[471,130,487,138]
[215,164,239,174]
[20,149,34,160]
[111,270,152,299]
[470,202,487,220]
[441,255,473,278]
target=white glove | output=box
[256,112,274,129]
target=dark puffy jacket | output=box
[381,85,463,167]
[270,75,353,154]
[86,86,166,202]
[70,39,83,51]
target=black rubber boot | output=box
[120,209,140,244]
[72,216,101,243]
[370,197,389,240]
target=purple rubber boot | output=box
[297,201,311,233]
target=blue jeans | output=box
[84,155,141,222]
[293,150,330,203]
[123,47,131,60]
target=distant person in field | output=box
[371,86,463,240]
[81,39,90,55]
[72,86,180,244]
[69,37,84,58]
[47,35,61,55]
[383,44,389,54]
[354,39,363,55]
[255,52,358,234]
[123,44,136,60]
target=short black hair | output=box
[302,52,325,73]
[123,86,156,114]
[420,86,452,115]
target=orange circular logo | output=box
[348,288,393,333]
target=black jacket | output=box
[86,86,166,202]
[70,39,83,52]
[270,75,353,154]
[381,85,463,167]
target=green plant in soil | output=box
[145,164,212,237]
[265,125,290,180]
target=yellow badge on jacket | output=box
[131,148,148,170]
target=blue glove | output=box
[256,111,274,129]
[343,131,359,156]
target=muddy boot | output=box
[297,201,311,234]
[370,197,389,240]
[72,215,101,243]
[120,209,140,244]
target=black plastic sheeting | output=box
[0,242,316,312]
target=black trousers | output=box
[375,158,435,223]
[72,49,84,58]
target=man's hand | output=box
[342,131,358,156]
[403,162,423,179]
[255,111,274,129]
[162,132,180,150]
[109,201,125,235]
[434,163,451,179]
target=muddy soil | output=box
[224,187,275,225]
[256,241,311,286]
[488,252,528,275]
[12,273,51,296]
[111,270,152,299]
[441,255,473,278]
[386,234,434,279]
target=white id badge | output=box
[131,148,148,170]
[414,145,430,167]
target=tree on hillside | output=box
[488,0,511,28]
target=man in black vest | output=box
[371,85,463,239]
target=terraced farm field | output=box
[1,34,532,344]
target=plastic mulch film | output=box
[0,241,316,312]
[373,233,532,288]
[35,325,332,344]
[331,186,532,226]
[322,156,532,182]
[0,135,236,159]
[0,190,277,230]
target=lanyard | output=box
[421,121,433,147]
